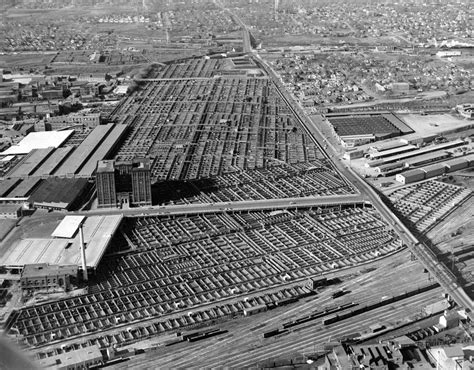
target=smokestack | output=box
[79,223,88,281]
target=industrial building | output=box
[369,144,417,160]
[395,154,474,184]
[375,161,406,175]
[0,204,22,219]
[0,214,123,272]
[0,123,127,187]
[0,130,74,156]
[444,156,469,172]
[5,177,42,198]
[326,338,433,369]
[404,151,451,167]
[326,112,413,148]
[378,139,465,166]
[20,263,77,293]
[96,158,152,208]
[396,168,425,184]
[422,163,446,178]
[28,177,90,211]
[38,345,103,370]
[45,112,100,130]
[456,103,474,119]
[54,123,128,178]
[372,140,409,152]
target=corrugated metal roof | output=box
[54,124,114,176]
[444,157,468,166]
[401,168,425,177]
[370,144,416,159]
[381,139,465,164]
[422,162,446,171]
[374,140,408,152]
[404,151,450,166]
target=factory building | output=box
[20,263,77,293]
[444,157,469,172]
[45,112,100,130]
[0,204,22,219]
[396,169,425,184]
[96,157,152,208]
[38,345,103,370]
[422,163,446,178]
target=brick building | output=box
[96,157,152,208]
[20,264,78,293]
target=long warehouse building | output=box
[32,146,75,177]
[54,124,127,178]
[369,144,417,160]
[379,139,465,165]
[5,177,42,198]
[54,124,114,177]
[7,148,55,178]
[77,124,128,177]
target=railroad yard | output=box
[115,254,444,368]
[5,205,401,351]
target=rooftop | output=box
[96,159,115,173]
[0,130,74,156]
[0,215,123,269]
[38,345,102,369]
[51,215,86,239]
[21,263,78,278]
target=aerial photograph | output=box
[0,0,473,368]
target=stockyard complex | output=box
[0,55,473,368]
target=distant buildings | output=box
[436,50,462,58]
[96,158,152,208]
[389,82,410,94]
[324,334,474,370]
[45,112,101,130]
[456,104,474,120]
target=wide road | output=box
[75,194,367,217]
[213,0,252,53]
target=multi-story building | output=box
[20,264,78,293]
[45,112,100,130]
[96,160,117,208]
[96,157,152,208]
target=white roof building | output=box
[1,130,74,155]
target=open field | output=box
[0,53,54,70]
